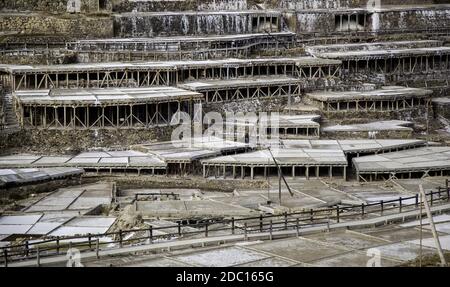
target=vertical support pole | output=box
[361,203,365,216]
[231,217,235,235]
[205,223,208,237]
[415,194,419,207]
[381,200,384,215]
[119,230,123,248]
[296,218,300,237]
[178,221,181,236]
[88,233,92,250]
[399,197,402,213]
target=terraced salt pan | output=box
[408,234,450,251]
[173,246,268,267]
[400,214,450,227]
[373,242,436,261]
[0,215,42,225]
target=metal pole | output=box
[420,191,423,267]
[267,147,294,205]
[278,167,282,205]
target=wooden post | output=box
[88,233,92,250]
[3,249,7,267]
[25,241,30,257]
[231,217,235,235]
[447,179,450,202]
[36,246,40,267]
[399,197,402,213]
[96,238,100,259]
[415,194,419,207]
[296,218,300,237]
[259,215,263,232]
[149,226,153,243]
[56,237,60,255]
[310,209,314,221]
[284,212,288,230]
[205,223,209,237]
[430,192,434,206]
[336,206,340,223]
[269,220,273,240]
[244,223,248,241]
[361,203,365,216]
[119,230,123,248]
[381,200,384,215]
[178,222,182,236]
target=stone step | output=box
[1,92,19,130]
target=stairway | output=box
[1,92,20,134]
